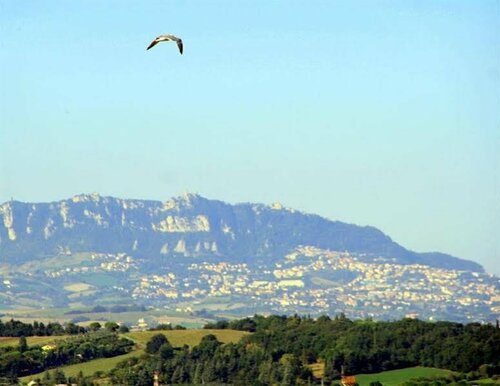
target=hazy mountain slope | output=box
[0,193,483,272]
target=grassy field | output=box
[80,273,121,287]
[0,335,63,348]
[472,378,500,385]
[356,367,451,386]
[17,253,91,272]
[64,282,95,292]
[21,350,142,383]
[20,329,249,382]
[124,328,249,348]
[306,365,451,385]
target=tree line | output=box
[0,318,129,337]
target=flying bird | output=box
[146,34,183,54]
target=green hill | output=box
[356,367,452,386]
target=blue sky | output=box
[0,1,499,274]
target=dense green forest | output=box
[108,315,499,385]
[206,315,500,374]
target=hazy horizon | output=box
[1,1,499,275]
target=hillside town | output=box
[4,246,495,323]
[128,247,499,322]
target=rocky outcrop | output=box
[0,193,484,272]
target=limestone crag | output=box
[0,193,484,272]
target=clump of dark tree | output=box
[204,317,257,332]
[0,330,134,378]
[0,318,128,337]
[0,319,79,337]
[149,323,186,331]
[110,315,499,386]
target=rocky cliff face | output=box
[0,193,483,271]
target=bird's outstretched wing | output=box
[146,37,160,50]
[176,39,183,54]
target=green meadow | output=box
[123,328,249,348]
[0,335,62,348]
[21,350,142,383]
[356,367,452,386]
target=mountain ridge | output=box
[0,192,483,272]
